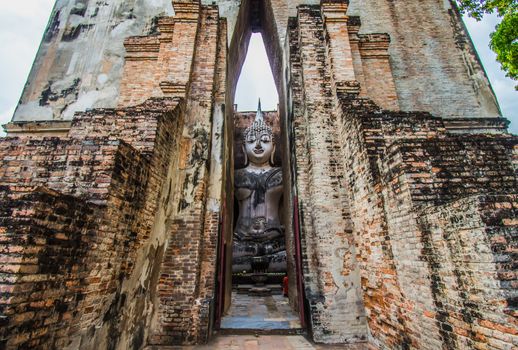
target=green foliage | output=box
[457,0,518,87]
[490,8,518,81]
[458,0,515,19]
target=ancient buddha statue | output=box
[233,102,286,273]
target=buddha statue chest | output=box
[234,167,283,242]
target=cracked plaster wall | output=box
[212,0,501,120]
[13,0,173,122]
[346,0,501,119]
[13,0,500,123]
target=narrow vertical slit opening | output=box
[218,28,302,331]
[234,33,278,112]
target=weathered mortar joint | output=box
[358,34,391,59]
[336,89,517,349]
[157,17,176,35]
[321,0,349,23]
[159,82,188,97]
[336,80,361,100]
[124,36,161,61]
[172,1,201,20]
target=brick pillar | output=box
[321,1,360,98]
[291,5,367,344]
[158,1,201,98]
[149,6,220,346]
[346,16,368,98]
[118,37,160,107]
[359,34,399,110]
[118,1,200,106]
[194,17,229,343]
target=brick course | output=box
[334,95,517,348]
[0,97,183,348]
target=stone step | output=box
[216,328,306,336]
[144,334,370,349]
[234,284,283,295]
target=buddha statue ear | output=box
[242,144,248,167]
[270,144,276,166]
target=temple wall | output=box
[347,0,500,119]
[0,0,516,349]
[287,7,368,343]
[12,0,174,122]
[0,99,185,349]
[283,17,306,316]
[335,93,517,348]
[9,0,500,127]
[284,2,516,347]
[0,188,104,349]
[148,6,224,345]
[418,194,518,349]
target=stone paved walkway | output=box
[220,292,302,330]
[147,335,369,349]
[146,293,370,349]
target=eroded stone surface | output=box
[11,0,499,123]
[220,292,301,329]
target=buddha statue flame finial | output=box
[256,98,263,122]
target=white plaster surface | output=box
[10,0,504,124]
[13,0,174,122]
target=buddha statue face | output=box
[243,120,274,166]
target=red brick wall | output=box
[336,93,518,348]
[284,3,517,348]
[118,36,160,107]
[288,6,368,343]
[0,137,150,349]
[358,34,399,110]
[0,97,184,349]
[118,3,201,107]
[418,194,518,349]
[1,1,516,348]
[0,188,98,349]
[149,6,223,345]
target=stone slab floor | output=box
[146,335,369,349]
[145,293,370,349]
[220,292,302,330]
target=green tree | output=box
[457,0,517,88]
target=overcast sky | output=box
[0,1,516,134]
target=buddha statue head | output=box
[242,100,275,167]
